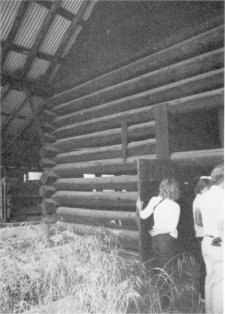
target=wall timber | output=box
[40,19,224,257]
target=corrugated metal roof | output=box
[83,0,97,21]
[14,2,48,49]
[62,0,83,15]
[3,51,27,74]
[39,15,71,55]
[61,25,83,58]
[27,58,50,80]
[1,89,26,114]
[0,0,21,41]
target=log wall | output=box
[40,19,224,256]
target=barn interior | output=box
[0,0,224,261]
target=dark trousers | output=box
[196,237,206,298]
[151,234,176,270]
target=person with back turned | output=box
[136,177,180,269]
[195,164,224,314]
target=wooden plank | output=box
[65,222,139,251]
[53,175,138,191]
[45,1,90,80]
[39,185,56,198]
[218,107,224,148]
[35,0,76,21]
[53,155,156,178]
[27,94,45,145]
[54,138,156,164]
[154,103,169,160]
[40,144,59,158]
[53,191,138,211]
[171,148,224,167]
[57,207,138,230]
[52,48,224,116]
[54,121,155,152]
[121,119,128,162]
[22,1,62,77]
[53,89,223,139]
[48,22,224,106]
[54,68,224,128]
[39,158,56,168]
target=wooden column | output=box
[218,106,224,148]
[154,103,169,160]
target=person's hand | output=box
[136,197,143,213]
[149,228,169,236]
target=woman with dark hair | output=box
[193,177,211,300]
[136,177,180,269]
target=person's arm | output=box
[195,208,203,226]
[136,197,155,220]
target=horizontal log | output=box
[54,122,155,152]
[168,88,224,114]
[53,155,156,177]
[41,198,58,215]
[41,123,55,133]
[39,158,56,168]
[53,88,223,139]
[65,222,139,251]
[53,48,224,115]
[53,175,138,191]
[56,207,138,230]
[171,148,224,167]
[40,169,58,185]
[54,138,156,164]
[53,191,138,210]
[54,69,223,128]
[48,23,224,106]
[40,144,59,158]
[39,185,56,198]
[44,133,56,143]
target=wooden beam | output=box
[27,93,45,146]
[154,103,169,160]
[22,1,62,78]
[53,191,138,211]
[53,88,223,140]
[2,97,28,132]
[54,138,156,164]
[54,175,137,192]
[1,1,30,68]
[50,19,224,106]
[1,72,52,97]
[54,68,224,128]
[52,48,224,116]
[53,155,156,178]
[35,0,76,21]
[1,40,64,64]
[54,121,155,152]
[57,207,138,230]
[121,119,128,162]
[45,0,90,81]
[40,144,59,158]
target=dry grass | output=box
[0,222,201,313]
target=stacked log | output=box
[40,19,224,253]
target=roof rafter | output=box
[45,0,91,81]
[22,0,62,78]
[1,41,64,64]
[1,1,30,68]
[1,72,53,97]
[35,0,76,21]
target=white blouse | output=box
[140,196,180,238]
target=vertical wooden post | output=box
[27,93,45,146]
[121,118,128,162]
[218,106,224,148]
[154,103,170,160]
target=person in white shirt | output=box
[195,164,224,314]
[192,177,211,300]
[136,177,180,269]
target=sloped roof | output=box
[1,0,97,168]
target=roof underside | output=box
[1,0,97,169]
